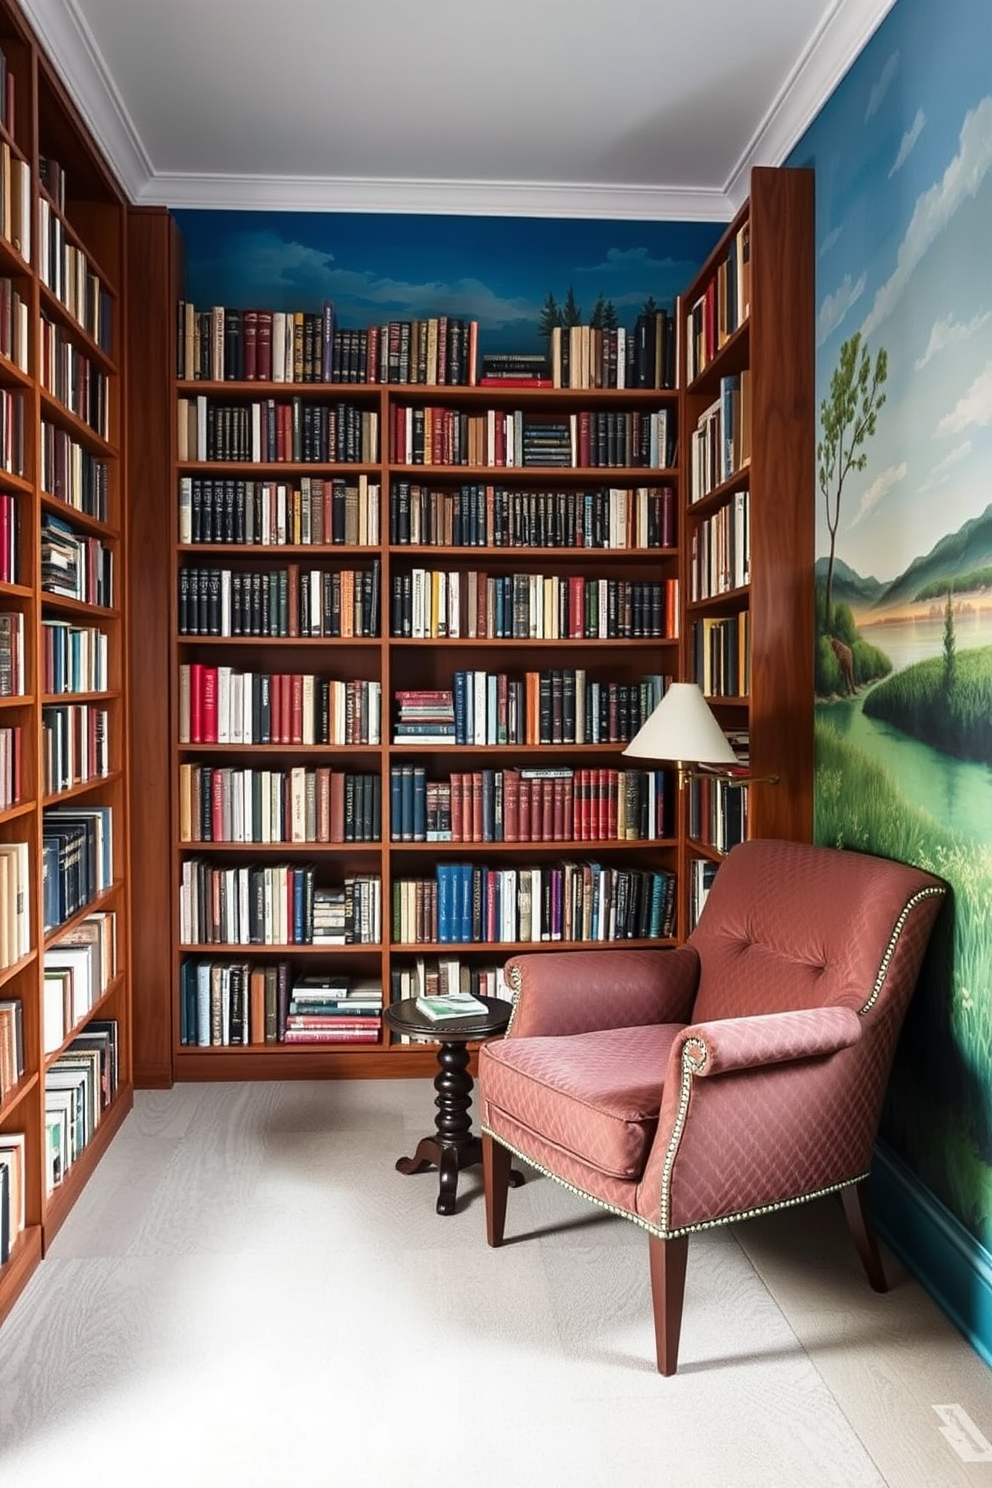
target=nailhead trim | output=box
[859,884,944,1014]
[480,1119,867,1240]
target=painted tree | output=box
[538,292,560,339]
[817,331,888,630]
[561,286,582,328]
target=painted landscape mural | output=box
[789,0,992,1250]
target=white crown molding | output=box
[21,0,897,221]
[725,0,899,208]
[18,0,152,200]
[135,172,733,221]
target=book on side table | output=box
[415,993,489,1022]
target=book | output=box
[414,992,488,1022]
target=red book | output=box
[563,778,574,840]
[290,673,303,743]
[329,771,345,843]
[552,777,565,841]
[517,779,530,843]
[200,665,218,743]
[503,769,519,843]
[568,575,584,638]
[540,779,553,842]
[189,662,204,742]
[471,772,483,842]
[529,780,541,842]
[256,310,273,380]
[450,771,463,841]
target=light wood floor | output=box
[0,1079,989,1487]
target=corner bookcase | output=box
[0,0,132,1328]
[678,165,814,932]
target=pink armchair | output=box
[478,838,946,1374]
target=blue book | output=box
[436,863,455,943]
[453,670,468,744]
[412,766,427,842]
[390,766,403,842]
[458,862,473,942]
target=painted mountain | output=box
[818,503,992,612]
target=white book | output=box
[272,312,286,381]
[178,477,192,544]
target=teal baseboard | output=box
[871,1143,992,1368]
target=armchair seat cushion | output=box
[481,1022,685,1179]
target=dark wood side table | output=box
[384,996,525,1215]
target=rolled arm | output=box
[505,945,700,1038]
[679,1005,863,1077]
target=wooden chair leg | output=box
[482,1133,511,1247]
[841,1179,888,1292]
[648,1233,689,1376]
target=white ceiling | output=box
[22,0,896,218]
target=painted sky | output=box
[173,210,722,359]
[789,0,992,587]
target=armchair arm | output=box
[638,1005,870,1235]
[505,946,699,1038]
[680,1005,862,1077]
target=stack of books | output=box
[393,689,456,744]
[283,975,382,1044]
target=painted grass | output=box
[862,645,992,762]
[816,719,992,1245]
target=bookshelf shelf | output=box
[0,0,133,1327]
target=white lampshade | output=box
[622,682,737,767]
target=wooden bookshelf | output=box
[679,165,814,933]
[0,0,132,1327]
[161,306,682,1076]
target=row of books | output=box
[177,560,381,639]
[389,569,677,641]
[0,491,17,586]
[41,515,114,607]
[689,489,750,601]
[177,395,379,465]
[548,312,677,391]
[389,405,674,470]
[0,725,20,811]
[40,422,110,521]
[39,314,110,439]
[179,667,382,746]
[38,198,113,352]
[394,671,668,748]
[690,372,751,502]
[0,996,22,1099]
[389,956,513,1005]
[44,1021,119,1195]
[41,703,109,795]
[686,222,751,385]
[0,1131,24,1265]
[0,611,24,697]
[393,861,677,945]
[688,773,749,853]
[0,841,29,971]
[689,858,719,932]
[389,764,668,844]
[0,276,28,374]
[41,619,109,695]
[390,480,676,551]
[692,612,751,698]
[179,765,382,845]
[42,910,117,1053]
[178,474,380,548]
[177,301,479,387]
[178,862,382,947]
[42,805,113,933]
[178,959,384,1046]
[0,386,23,476]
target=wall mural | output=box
[172,209,721,362]
[789,0,992,1249]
